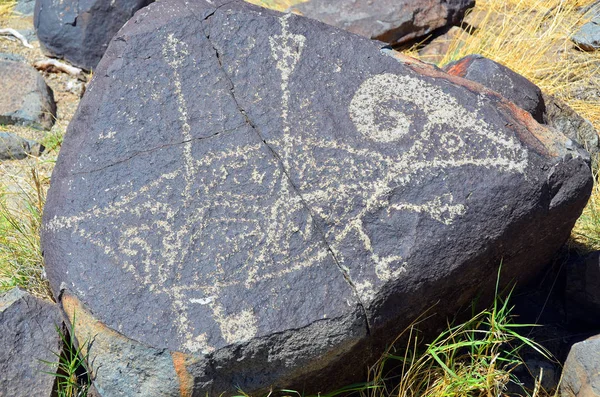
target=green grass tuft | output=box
[41,313,91,397]
[361,277,551,397]
[238,273,553,397]
[41,130,64,155]
[0,164,52,299]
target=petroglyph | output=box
[46,22,531,352]
[161,33,196,203]
[98,130,116,140]
[269,14,306,164]
[212,303,259,345]
[390,196,466,225]
[290,73,528,292]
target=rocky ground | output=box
[0,12,83,209]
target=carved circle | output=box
[349,73,414,143]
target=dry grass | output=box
[0,0,16,18]
[245,0,305,12]
[399,0,600,252]
[572,154,600,250]
[408,0,600,115]
[0,157,54,299]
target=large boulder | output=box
[42,1,592,395]
[0,288,64,397]
[0,56,56,130]
[34,0,154,71]
[290,0,475,46]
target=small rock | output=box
[13,0,35,16]
[66,79,85,98]
[0,132,45,160]
[572,18,600,51]
[0,58,56,130]
[0,53,25,62]
[34,0,154,71]
[544,93,599,157]
[580,1,600,17]
[444,54,546,123]
[0,288,64,397]
[561,335,600,397]
[444,55,599,156]
[290,0,475,46]
[525,358,560,392]
[18,29,38,43]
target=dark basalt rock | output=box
[445,54,599,156]
[0,288,64,397]
[444,54,546,123]
[0,57,56,130]
[34,0,154,71]
[42,1,592,395]
[290,0,475,46]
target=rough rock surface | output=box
[0,131,45,160]
[544,93,600,156]
[14,0,35,16]
[445,55,599,156]
[0,288,64,397]
[290,0,475,45]
[42,1,593,395]
[561,335,600,397]
[0,57,56,130]
[444,54,546,123]
[34,0,154,71]
[572,17,600,51]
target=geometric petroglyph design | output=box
[45,15,530,354]
[299,70,528,299]
[269,13,305,135]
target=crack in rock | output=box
[197,6,371,334]
[72,124,244,175]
